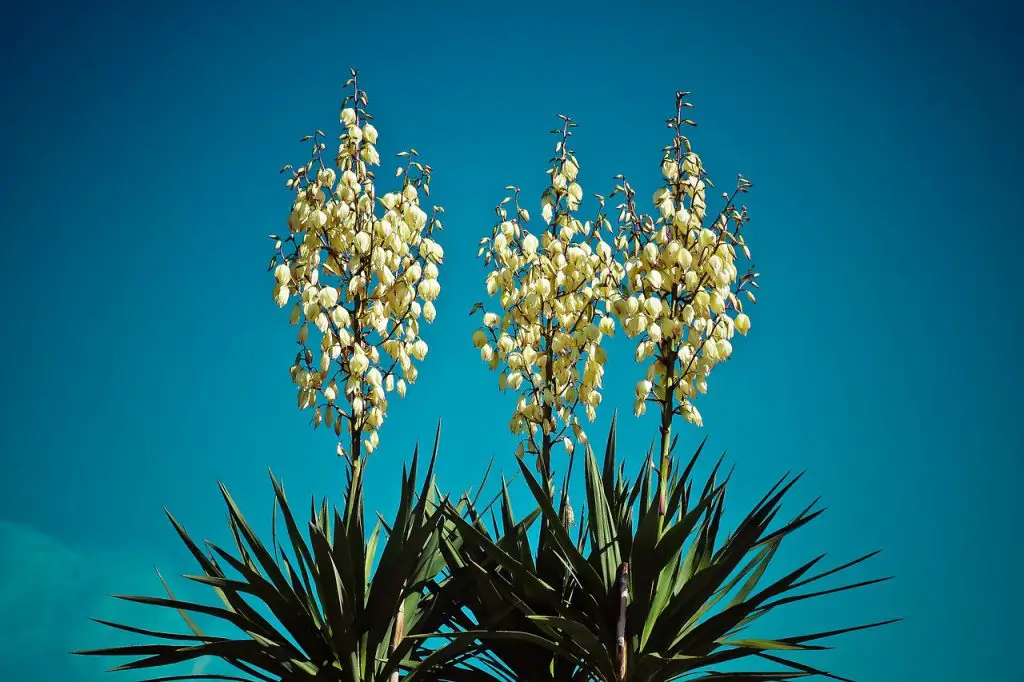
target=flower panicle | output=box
[271,71,444,459]
[471,118,623,478]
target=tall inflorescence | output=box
[472,116,623,485]
[269,70,444,465]
[610,91,758,521]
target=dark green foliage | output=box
[422,417,895,682]
[76,421,893,682]
[76,428,460,682]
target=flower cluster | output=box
[473,95,758,515]
[610,93,757,430]
[270,70,444,460]
[472,117,622,478]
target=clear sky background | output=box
[1,0,1021,680]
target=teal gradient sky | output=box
[1,0,1021,679]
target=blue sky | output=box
[1,0,1021,679]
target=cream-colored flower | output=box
[274,284,290,308]
[523,233,539,256]
[661,158,679,181]
[349,351,369,375]
[318,286,339,308]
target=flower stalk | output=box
[615,562,629,682]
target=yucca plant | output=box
[420,417,895,682]
[74,69,893,682]
[75,430,468,681]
